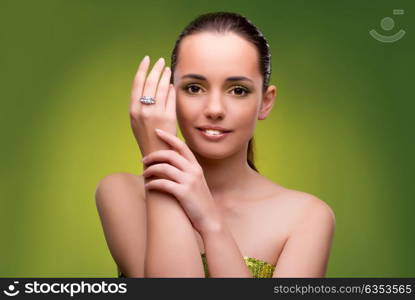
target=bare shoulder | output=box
[95,172,145,202]
[283,187,334,216]
[258,176,335,233]
[276,186,336,233]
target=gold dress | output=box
[118,253,276,278]
[201,253,275,278]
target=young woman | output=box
[95,12,335,278]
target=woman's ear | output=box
[258,85,277,120]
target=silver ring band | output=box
[139,96,156,104]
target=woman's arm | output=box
[95,173,147,277]
[272,197,336,277]
[199,215,253,277]
[142,129,252,277]
[144,181,205,277]
[141,110,204,277]
[141,121,204,277]
[129,56,204,277]
[144,144,205,277]
[143,128,206,277]
[145,181,252,278]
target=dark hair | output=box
[170,12,272,172]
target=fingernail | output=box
[143,55,149,61]
[155,128,163,134]
[159,57,165,64]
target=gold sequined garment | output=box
[118,253,276,278]
[201,253,276,278]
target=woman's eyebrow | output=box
[181,74,253,83]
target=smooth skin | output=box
[132,56,205,277]
[95,31,336,277]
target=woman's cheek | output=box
[235,105,258,132]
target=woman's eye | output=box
[183,84,250,96]
[185,84,203,94]
[230,86,250,97]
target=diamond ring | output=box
[139,96,156,105]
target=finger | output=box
[165,84,177,114]
[154,129,197,163]
[143,149,190,172]
[141,57,165,109]
[143,162,183,183]
[130,55,150,115]
[155,66,171,110]
[144,178,182,198]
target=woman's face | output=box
[173,31,273,160]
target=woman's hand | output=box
[129,56,177,157]
[141,128,223,235]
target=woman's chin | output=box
[185,141,228,160]
[198,151,230,160]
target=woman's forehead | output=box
[175,32,261,81]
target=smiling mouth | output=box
[196,128,232,134]
[195,127,233,140]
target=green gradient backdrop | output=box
[1,0,414,277]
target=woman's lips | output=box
[196,128,231,141]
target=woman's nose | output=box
[204,95,226,120]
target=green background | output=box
[1,0,413,277]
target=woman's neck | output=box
[193,148,257,203]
